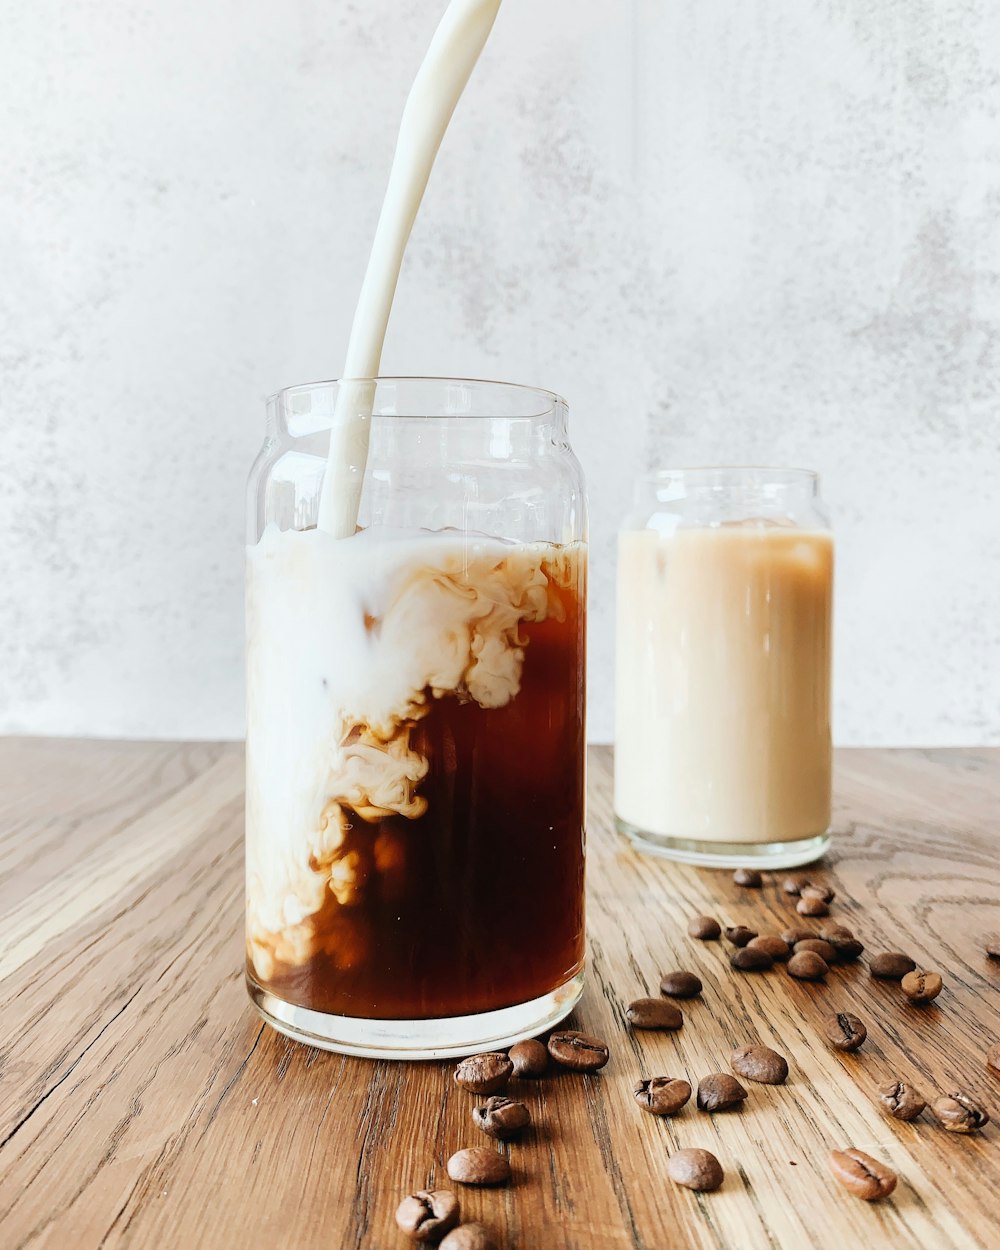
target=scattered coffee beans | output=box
[454,1053,513,1095]
[819,923,854,942]
[987,1043,1000,1077]
[659,970,703,998]
[823,1012,867,1052]
[932,1092,990,1133]
[666,1148,724,1192]
[801,883,835,904]
[794,938,838,963]
[787,951,829,980]
[878,1080,926,1121]
[547,1030,610,1070]
[827,1149,897,1201]
[395,1190,460,1241]
[733,868,762,888]
[633,1076,692,1116]
[748,935,791,961]
[688,915,721,940]
[446,1148,511,1187]
[472,1096,530,1140]
[697,1073,748,1112]
[439,1225,497,1250]
[869,952,916,980]
[730,947,773,972]
[508,1038,548,1078]
[781,927,816,946]
[782,875,807,896]
[626,998,684,1030]
[797,895,829,917]
[440,1220,497,1250]
[724,925,758,947]
[731,1044,788,1084]
[900,969,943,1004]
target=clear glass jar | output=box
[246,378,587,1058]
[614,467,833,868]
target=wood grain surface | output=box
[1,739,999,1249]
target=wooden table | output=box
[1,741,998,1249]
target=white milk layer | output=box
[246,524,578,979]
[615,525,833,844]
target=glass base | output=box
[246,968,585,1060]
[615,816,830,870]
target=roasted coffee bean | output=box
[446,1148,511,1187]
[439,1225,497,1250]
[688,914,721,940]
[870,952,916,980]
[439,1226,497,1250]
[730,946,773,972]
[697,1073,748,1112]
[986,936,1000,960]
[828,1149,897,1201]
[782,875,808,896]
[787,951,829,980]
[454,1052,513,1095]
[878,1080,926,1121]
[733,867,762,888]
[819,923,854,942]
[797,895,829,917]
[508,1038,548,1078]
[547,1030,610,1070]
[781,927,816,946]
[666,1148,724,1192]
[988,1043,1000,1077]
[823,1011,867,1052]
[659,970,703,998]
[801,883,835,903]
[794,938,838,963]
[747,934,791,961]
[633,1076,692,1116]
[724,925,758,947]
[395,1190,460,1242]
[932,1092,990,1133]
[900,969,943,1004]
[626,998,684,1030]
[730,1044,788,1085]
[472,1096,531,1140]
[829,936,865,962]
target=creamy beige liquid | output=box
[614,525,833,843]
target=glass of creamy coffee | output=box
[245,378,587,1057]
[614,467,833,868]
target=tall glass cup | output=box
[245,379,587,1057]
[614,467,832,868]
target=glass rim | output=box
[267,375,567,419]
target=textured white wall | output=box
[2,0,999,744]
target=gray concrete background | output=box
[2,0,998,743]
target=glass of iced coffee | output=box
[615,467,832,868]
[245,378,587,1057]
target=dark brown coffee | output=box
[249,579,585,1019]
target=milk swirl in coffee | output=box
[246,526,586,1017]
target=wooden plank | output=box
[0,741,998,1249]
